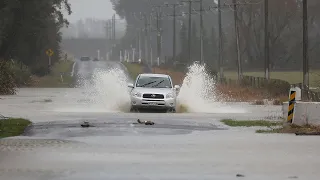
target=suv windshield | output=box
[136,76,172,88]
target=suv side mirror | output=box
[174,85,180,90]
[128,83,134,88]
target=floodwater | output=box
[1,60,319,180]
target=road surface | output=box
[0,59,319,180]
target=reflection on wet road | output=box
[1,60,320,180]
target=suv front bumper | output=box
[130,96,176,109]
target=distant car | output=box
[128,73,180,112]
[80,56,91,61]
[93,57,99,61]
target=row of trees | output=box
[0,0,71,76]
[61,18,126,39]
[111,0,320,71]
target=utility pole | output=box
[200,0,204,65]
[180,0,193,63]
[155,6,162,67]
[218,0,224,82]
[264,0,270,80]
[149,15,153,67]
[105,20,110,61]
[303,0,309,90]
[164,3,181,63]
[144,13,149,64]
[188,1,192,63]
[233,0,242,82]
[138,29,142,61]
[106,21,110,40]
[110,14,116,59]
[113,14,116,44]
[180,0,201,63]
[173,4,177,63]
[109,20,112,40]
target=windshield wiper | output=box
[140,81,157,87]
[152,80,165,88]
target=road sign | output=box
[46,49,54,57]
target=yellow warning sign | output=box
[46,49,54,57]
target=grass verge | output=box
[221,119,320,135]
[221,119,283,127]
[153,67,185,85]
[153,67,289,102]
[0,118,31,138]
[32,60,75,87]
[122,62,143,80]
[224,71,320,88]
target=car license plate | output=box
[149,102,157,106]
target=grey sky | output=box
[66,0,116,22]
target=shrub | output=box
[31,66,48,77]
[10,62,32,86]
[0,60,17,95]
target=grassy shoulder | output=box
[122,62,142,80]
[224,71,320,88]
[152,66,289,102]
[221,119,320,135]
[33,60,75,87]
[0,118,31,138]
[221,119,283,127]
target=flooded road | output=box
[1,60,320,180]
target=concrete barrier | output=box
[283,101,320,126]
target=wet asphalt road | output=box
[0,60,320,180]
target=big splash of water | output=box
[176,62,218,113]
[90,67,131,112]
[61,61,245,114]
[59,65,131,113]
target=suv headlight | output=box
[132,91,142,97]
[166,92,175,99]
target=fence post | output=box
[287,88,296,123]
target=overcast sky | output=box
[65,0,116,22]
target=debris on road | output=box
[137,119,155,125]
[288,176,298,179]
[236,174,245,177]
[81,121,93,128]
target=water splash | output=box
[57,61,246,114]
[87,67,131,112]
[57,65,131,113]
[177,62,247,113]
[177,62,217,113]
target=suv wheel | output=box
[167,108,176,113]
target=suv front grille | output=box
[143,94,164,99]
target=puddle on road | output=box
[24,120,224,140]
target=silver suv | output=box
[128,73,180,112]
